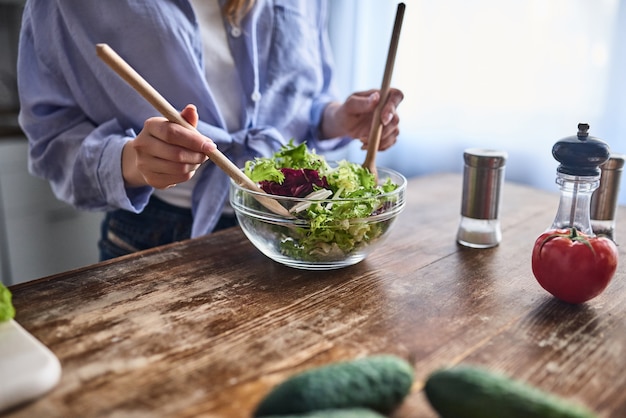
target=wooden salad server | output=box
[362,2,406,179]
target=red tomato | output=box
[531,228,618,304]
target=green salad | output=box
[0,283,15,322]
[243,140,401,262]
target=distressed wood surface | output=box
[5,173,626,418]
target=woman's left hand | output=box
[320,88,404,150]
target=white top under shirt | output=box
[153,0,244,208]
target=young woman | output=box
[18,0,403,260]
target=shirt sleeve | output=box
[306,0,351,152]
[17,1,152,212]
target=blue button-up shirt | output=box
[18,0,349,237]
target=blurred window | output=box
[329,0,625,204]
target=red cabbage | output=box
[260,168,329,197]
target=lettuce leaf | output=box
[245,140,328,180]
[0,283,15,322]
[245,158,284,184]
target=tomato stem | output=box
[538,227,596,255]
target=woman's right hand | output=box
[122,104,217,189]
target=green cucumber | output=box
[258,408,385,418]
[424,365,597,418]
[254,355,414,417]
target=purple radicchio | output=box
[259,168,329,197]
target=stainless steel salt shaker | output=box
[456,148,508,248]
[590,153,624,241]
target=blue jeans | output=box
[98,196,237,261]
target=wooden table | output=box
[4,173,626,418]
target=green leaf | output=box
[244,158,284,183]
[0,283,15,322]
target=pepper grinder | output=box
[590,153,625,241]
[549,123,610,234]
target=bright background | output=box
[327,0,626,204]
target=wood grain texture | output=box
[5,173,626,418]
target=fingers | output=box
[127,104,219,189]
[379,113,400,150]
[152,106,216,154]
[359,120,399,151]
[372,88,403,150]
[379,88,404,127]
[141,118,209,163]
[132,124,206,189]
[347,88,403,125]
[180,104,199,128]
[343,90,380,115]
[355,87,402,151]
[136,160,202,189]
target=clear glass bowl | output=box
[229,167,406,270]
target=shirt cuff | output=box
[97,123,152,212]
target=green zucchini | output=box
[254,355,414,417]
[424,365,597,418]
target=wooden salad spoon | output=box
[362,2,406,179]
